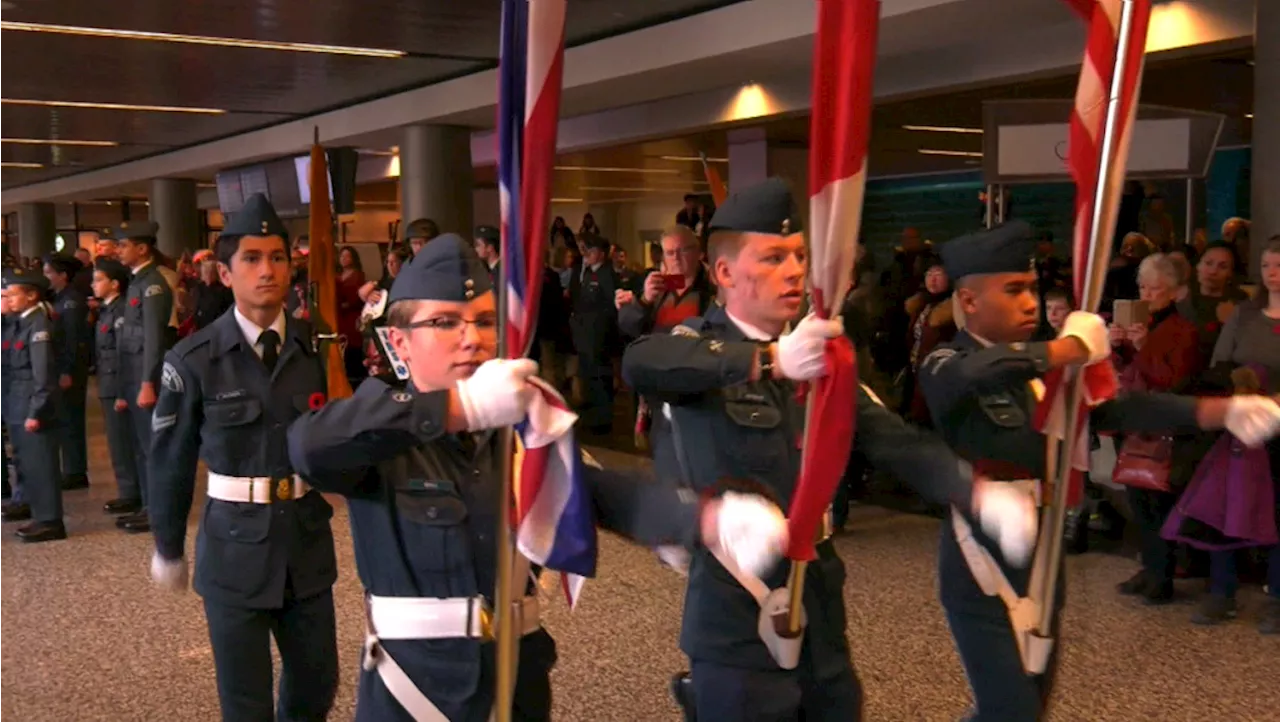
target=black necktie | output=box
[258,329,280,371]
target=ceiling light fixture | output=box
[551,198,584,203]
[918,149,984,158]
[0,21,406,58]
[578,186,700,193]
[2,98,228,114]
[659,156,730,163]
[1,161,45,168]
[1245,113,1254,119]
[555,165,680,174]
[2,137,119,147]
[903,125,984,134]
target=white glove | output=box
[975,483,1039,567]
[1059,311,1110,364]
[1059,311,1111,363]
[776,314,843,381]
[1224,395,1280,447]
[150,551,189,591]
[712,492,788,578]
[454,359,538,430]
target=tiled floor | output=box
[2,402,1277,721]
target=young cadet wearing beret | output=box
[147,195,339,722]
[286,233,789,722]
[91,258,144,517]
[473,225,501,284]
[621,178,1037,722]
[43,253,92,491]
[919,221,1280,721]
[1,267,66,542]
[113,220,175,533]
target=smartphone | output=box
[660,274,686,291]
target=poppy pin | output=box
[1272,324,1280,336]
[130,297,140,307]
[100,324,110,333]
[308,392,326,410]
[14,341,24,350]
[1,341,9,350]
[1206,321,1220,333]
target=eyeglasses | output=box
[397,316,499,333]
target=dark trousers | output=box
[1210,547,1280,598]
[3,423,13,498]
[203,587,339,722]
[939,526,1063,722]
[54,379,88,478]
[690,655,862,722]
[100,397,141,502]
[1126,486,1177,583]
[571,322,615,430]
[7,422,63,523]
[122,383,152,507]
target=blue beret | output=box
[113,220,160,243]
[222,193,288,238]
[388,233,493,304]
[940,221,1037,280]
[475,225,500,242]
[707,177,803,236]
[94,258,131,289]
[3,266,50,292]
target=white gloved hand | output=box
[1224,395,1280,447]
[150,551,189,591]
[711,492,789,578]
[454,358,538,430]
[975,482,1039,567]
[1059,311,1110,364]
[776,314,844,381]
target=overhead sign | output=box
[996,119,1190,178]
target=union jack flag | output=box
[1035,0,1151,505]
[498,0,595,606]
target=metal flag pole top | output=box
[1034,0,1140,639]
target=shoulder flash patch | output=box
[115,316,125,329]
[860,383,886,407]
[925,347,957,374]
[161,361,184,393]
[671,324,701,338]
[145,284,164,298]
[580,448,603,470]
[31,330,50,343]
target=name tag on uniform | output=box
[375,327,410,380]
[404,478,458,494]
[214,389,247,401]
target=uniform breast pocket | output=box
[721,400,787,472]
[197,501,272,596]
[396,483,477,596]
[978,394,1027,429]
[204,398,263,458]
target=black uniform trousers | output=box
[100,399,141,502]
[938,519,1064,722]
[691,654,862,722]
[54,378,88,479]
[6,422,62,523]
[570,313,615,431]
[121,382,152,507]
[203,579,338,722]
[3,424,13,498]
[1127,486,1178,583]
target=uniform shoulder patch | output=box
[671,324,701,338]
[924,347,957,374]
[114,316,125,329]
[145,284,164,298]
[392,391,412,403]
[580,448,603,470]
[62,300,77,309]
[859,383,886,407]
[161,361,185,393]
[30,330,50,343]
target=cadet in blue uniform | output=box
[148,195,339,722]
[0,267,66,542]
[2,289,14,501]
[919,222,1280,721]
[568,234,621,434]
[286,235,789,722]
[44,254,92,491]
[621,178,1036,722]
[114,221,176,534]
[91,258,143,516]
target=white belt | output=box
[367,594,541,641]
[206,472,310,504]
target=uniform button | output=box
[420,421,433,433]
[749,411,760,421]
[473,469,480,476]
[426,507,439,520]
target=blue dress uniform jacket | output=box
[287,378,707,722]
[621,306,976,675]
[149,310,337,609]
[4,306,63,523]
[52,284,91,479]
[94,297,127,402]
[918,329,1201,721]
[95,297,141,503]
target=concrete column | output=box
[399,124,474,236]
[149,178,201,259]
[18,202,56,260]
[1252,0,1280,274]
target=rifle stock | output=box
[308,134,354,402]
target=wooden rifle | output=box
[307,127,353,402]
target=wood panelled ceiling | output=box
[0,0,744,189]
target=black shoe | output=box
[1191,593,1237,625]
[1117,570,1150,596]
[669,671,696,722]
[2,502,32,522]
[104,498,142,515]
[1064,506,1090,555]
[15,520,67,543]
[1141,579,1174,606]
[60,473,89,491]
[115,510,148,529]
[120,513,151,534]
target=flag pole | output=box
[1033,0,1140,639]
[493,295,519,722]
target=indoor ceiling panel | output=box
[0,103,292,147]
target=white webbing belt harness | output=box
[362,593,542,722]
[205,472,310,503]
[949,479,1053,674]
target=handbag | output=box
[1112,433,1174,492]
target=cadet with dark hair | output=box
[43,253,92,491]
[113,220,176,534]
[1,267,66,542]
[148,194,339,722]
[92,258,143,517]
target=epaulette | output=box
[171,325,216,359]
